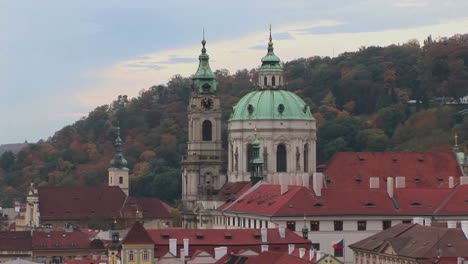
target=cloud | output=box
[125,63,164,70]
[392,0,429,8]
[167,56,198,64]
[249,44,266,50]
[273,32,295,40]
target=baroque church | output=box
[181,29,317,227]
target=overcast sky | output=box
[0,0,467,144]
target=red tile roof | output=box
[0,231,32,251]
[394,188,452,215]
[216,251,313,264]
[32,230,96,249]
[324,152,462,189]
[145,228,310,257]
[435,185,468,215]
[38,185,126,220]
[123,197,171,219]
[121,221,153,245]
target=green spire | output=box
[193,31,217,94]
[259,25,282,72]
[250,129,264,185]
[301,215,309,239]
[110,126,128,169]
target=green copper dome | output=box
[193,38,217,94]
[229,90,314,121]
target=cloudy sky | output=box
[0,0,467,144]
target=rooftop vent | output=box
[253,233,261,239]
[162,233,170,239]
[364,202,376,207]
[224,233,232,239]
[313,203,324,208]
[355,178,362,184]
[411,202,422,207]
[196,233,204,239]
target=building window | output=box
[259,220,262,228]
[272,76,276,86]
[311,243,320,250]
[276,144,287,172]
[357,221,367,231]
[143,250,149,261]
[248,219,251,228]
[383,220,392,230]
[202,120,212,141]
[334,221,343,231]
[129,250,135,262]
[304,143,309,172]
[310,221,320,231]
[228,217,231,226]
[334,248,344,257]
[238,217,241,227]
[119,176,123,184]
[246,143,253,172]
[36,257,47,264]
[402,219,411,224]
[243,218,246,227]
[286,221,296,231]
[254,219,257,229]
[264,76,267,86]
[51,257,62,264]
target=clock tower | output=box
[182,37,226,225]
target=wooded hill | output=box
[0,34,467,206]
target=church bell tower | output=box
[181,37,226,215]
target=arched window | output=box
[303,143,309,172]
[264,76,267,86]
[277,144,287,172]
[246,143,253,172]
[119,176,123,184]
[202,120,212,141]
[272,76,276,86]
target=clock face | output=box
[201,97,214,110]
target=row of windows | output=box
[214,215,269,229]
[263,75,282,86]
[128,250,150,262]
[286,220,395,232]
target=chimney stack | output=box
[412,217,424,225]
[395,176,406,188]
[261,227,267,243]
[302,173,310,188]
[387,177,394,198]
[288,244,295,254]
[169,238,177,256]
[214,247,227,260]
[183,238,189,256]
[460,176,468,185]
[261,245,269,252]
[180,249,185,262]
[449,176,455,188]
[369,177,379,188]
[299,248,306,258]
[278,225,286,239]
[447,221,457,229]
[309,249,315,261]
[280,173,288,195]
[313,173,323,196]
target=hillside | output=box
[0,34,467,206]
[0,143,27,155]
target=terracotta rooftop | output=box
[0,231,32,251]
[216,251,313,264]
[123,197,172,219]
[121,221,153,245]
[143,228,310,257]
[32,229,99,250]
[349,223,468,258]
[324,152,462,189]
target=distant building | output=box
[349,222,468,263]
[22,128,172,231]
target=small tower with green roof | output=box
[249,132,264,185]
[257,25,284,89]
[109,126,129,195]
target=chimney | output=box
[309,249,315,261]
[169,238,177,256]
[449,176,455,188]
[183,238,189,256]
[387,177,394,198]
[302,173,310,189]
[447,221,457,229]
[288,244,295,254]
[395,176,406,188]
[299,248,306,258]
[280,173,288,195]
[214,247,227,260]
[369,177,379,188]
[261,227,267,243]
[313,173,323,197]
[261,245,269,252]
[412,217,424,225]
[460,176,468,185]
[180,249,185,262]
[424,218,432,226]
[278,225,286,239]
[461,221,468,239]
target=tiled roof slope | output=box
[0,231,32,251]
[349,224,468,258]
[216,251,313,264]
[121,221,153,245]
[435,185,468,215]
[324,152,462,189]
[123,197,172,219]
[38,185,126,220]
[146,228,310,257]
[32,230,96,249]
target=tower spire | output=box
[193,30,217,94]
[110,126,128,169]
[258,25,284,89]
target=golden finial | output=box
[201,28,206,48]
[268,24,273,45]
